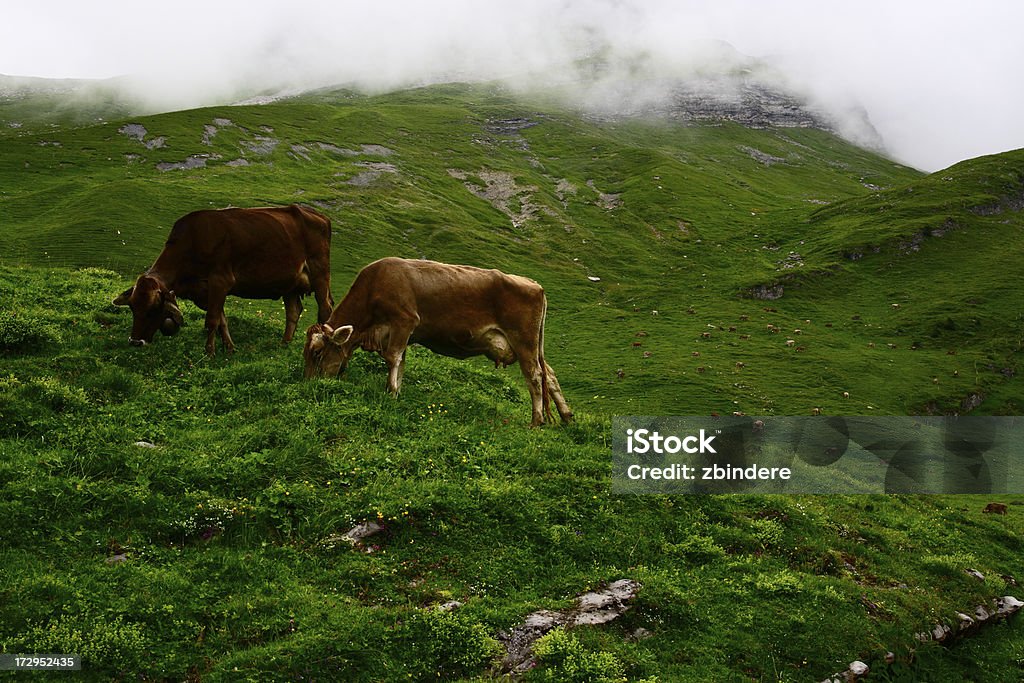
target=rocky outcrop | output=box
[497,579,640,675]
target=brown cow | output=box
[113,205,334,355]
[303,257,572,426]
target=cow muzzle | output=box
[129,338,147,347]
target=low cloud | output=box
[3,0,1022,171]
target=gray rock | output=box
[997,595,1023,616]
[436,601,463,612]
[497,579,640,674]
[118,123,147,141]
[156,156,208,172]
[343,521,383,544]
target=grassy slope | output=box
[0,83,1022,680]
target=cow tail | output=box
[539,293,553,424]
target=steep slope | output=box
[760,150,1024,414]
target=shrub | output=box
[529,628,627,683]
[8,614,149,676]
[394,609,502,678]
[0,311,61,355]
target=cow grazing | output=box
[302,257,572,427]
[113,205,335,355]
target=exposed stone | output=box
[961,392,984,413]
[156,156,208,172]
[740,145,789,166]
[118,123,147,141]
[452,169,539,228]
[497,579,640,674]
[289,144,311,161]
[997,595,1023,616]
[343,162,398,187]
[241,136,279,155]
[750,284,784,300]
[343,521,383,544]
[436,601,463,612]
[586,179,622,210]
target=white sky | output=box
[2,0,1022,171]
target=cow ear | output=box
[112,286,134,306]
[330,325,354,344]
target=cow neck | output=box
[145,258,179,291]
[328,297,366,331]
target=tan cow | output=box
[303,257,572,426]
[113,205,334,355]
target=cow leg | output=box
[517,356,546,427]
[384,346,409,395]
[544,361,574,423]
[283,294,303,343]
[306,250,334,323]
[218,313,236,353]
[204,311,219,356]
[205,287,234,355]
[313,276,334,324]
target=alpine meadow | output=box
[1,74,1023,682]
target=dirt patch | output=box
[241,136,279,156]
[359,144,393,156]
[586,180,622,210]
[485,117,538,135]
[316,142,393,157]
[289,144,311,161]
[739,145,789,166]
[343,162,398,187]
[118,123,147,142]
[554,178,577,207]
[156,155,209,172]
[119,123,166,149]
[449,168,539,228]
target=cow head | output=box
[112,275,184,346]
[303,323,354,378]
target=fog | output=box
[3,0,1023,171]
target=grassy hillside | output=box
[2,264,1022,681]
[1,82,1022,680]
[6,81,1018,417]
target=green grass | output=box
[1,82,1022,680]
